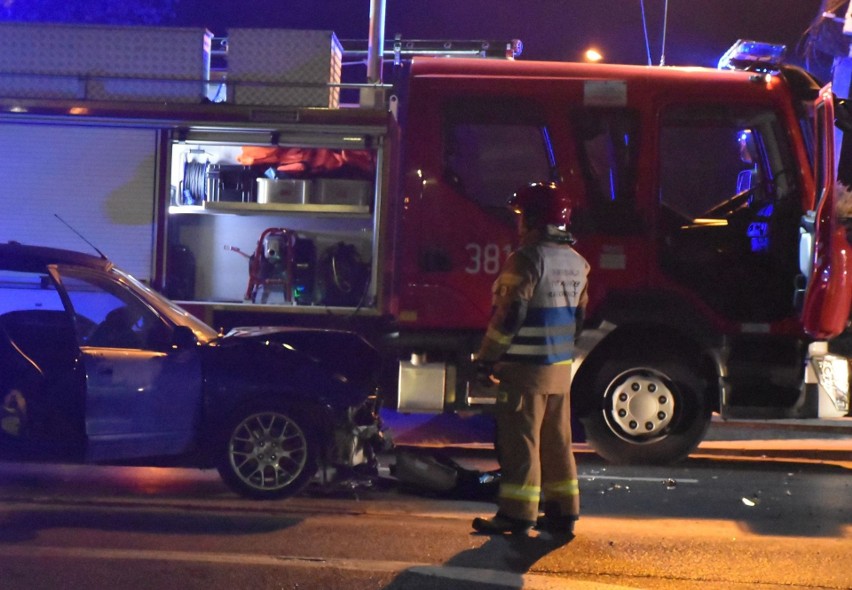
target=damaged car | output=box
[0,242,385,499]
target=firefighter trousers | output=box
[495,389,580,523]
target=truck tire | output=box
[216,403,319,499]
[580,356,711,465]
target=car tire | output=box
[580,354,711,465]
[216,403,319,500]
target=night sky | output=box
[174,0,825,69]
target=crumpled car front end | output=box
[213,326,391,494]
[319,390,389,486]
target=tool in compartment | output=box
[226,228,315,304]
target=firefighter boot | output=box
[535,515,577,535]
[472,512,534,535]
[535,502,577,536]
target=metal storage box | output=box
[226,29,342,108]
[0,22,212,102]
[0,74,84,100]
[398,360,447,413]
[256,178,310,204]
[310,179,372,206]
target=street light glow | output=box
[585,48,603,62]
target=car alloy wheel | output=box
[223,409,313,498]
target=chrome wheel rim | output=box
[228,411,308,491]
[603,367,675,442]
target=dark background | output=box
[0,1,839,77]
[174,1,825,68]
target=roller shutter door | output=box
[0,122,158,280]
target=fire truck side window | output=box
[659,106,796,220]
[443,101,555,213]
[571,109,640,234]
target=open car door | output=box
[800,84,852,339]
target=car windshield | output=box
[112,267,219,343]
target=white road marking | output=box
[582,475,699,484]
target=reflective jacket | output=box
[507,243,587,363]
[478,231,590,368]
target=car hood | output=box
[220,326,380,389]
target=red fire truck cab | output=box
[388,45,851,463]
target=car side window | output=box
[0,270,65,314]
[54,267,170,350]
[443,99,555,217]
[0,269,75,360]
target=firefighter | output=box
[472,181,589,536]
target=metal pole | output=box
[362,0,386,107]
[660,0,669,66]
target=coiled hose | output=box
[181,161,208,205]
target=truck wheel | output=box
[580,357,711,465]
[216,404,318,500]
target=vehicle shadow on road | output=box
[383,532,574,589]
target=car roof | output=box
[0,241,112,273]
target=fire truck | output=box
[0,21,849,464]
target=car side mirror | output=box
[171,325,198,349]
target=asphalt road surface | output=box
[0,414,848,590]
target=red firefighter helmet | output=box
[508,182,574,239]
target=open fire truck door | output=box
[800,84,852,340]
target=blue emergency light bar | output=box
[718,40,786,72]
